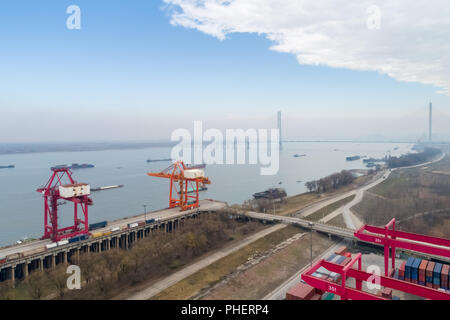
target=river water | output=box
[0,142,412,246]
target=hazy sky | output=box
[1,0,450,142]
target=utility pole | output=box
[143,204,147,221]
[429,102,432,143]
[309,222,314,267]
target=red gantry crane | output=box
[301,219,450,300]
[37,167,93,242]
[147,160,211,211]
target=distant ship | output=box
[91,185,124,192]
[146,158,172,163]
[51,163,94,170]
[187,164,206,169]
[293,154,306,158]
[346,156,361,161]
[0,165,14,169]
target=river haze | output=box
[0,142,412,246]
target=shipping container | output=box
[326,253,337,261]
[286,283,316,300]
[398,261,406,280]
[46,243,57,250]
[57,239,69,246]
[434,263,443,289]
[0,257,6,264]
[339,257,351,266]
[426,261,435,287]
[102,231,112,236]
[441,264,449,290]
[335,256,346,265]
[321,292,334,300]
[335,246,347,256]
[89,221,107,230]
[68,235,81,244]
[411,258,421,284]
[418,260,428,285]
[309,293,322,300]
[92,232,103,238]
[138,221,146,227]
[111,227,120,232]
[6,252,24,261]
[22,247,46,257]
[128,222,139,228]
[405,257,415,282]
[145,218,156,224]
[382,287,392,299]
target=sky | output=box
[0,0,450,142]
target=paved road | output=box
[126,224,287,300]
[0,199,227,258]
[321,152,447,229]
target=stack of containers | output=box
[418,260,428,285]
[411,258,421,284]
[426,262,435,288]
[398,261,406,280]
[335,246,347,256]
[286,283,316,300]
[405,257,415,282]
[441,264,449,290]
[433,263,443,289]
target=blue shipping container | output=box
[146,218,155,224]
[326,253,337,262]
[405,257,415,281]
[89,221,107,230]
[434,263,443,286]
[411,258,421,281]
[336,256,346,264]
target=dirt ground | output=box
[200,232,336,300]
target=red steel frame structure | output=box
[355,218,450,276]
[147,161,211,211]
[301,219,450,300]
[301,253,450,300]
[37,168,93,242]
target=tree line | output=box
[0,211,262,300]
[305,170,355,193]
[386,147,441,168]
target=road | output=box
[126,224,287,300]
[0,199,227,258]
[320,152,447,229]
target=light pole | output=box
[308,222,314,267]
[143,204,147,221]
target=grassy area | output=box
[151,225,303,300]
[304,195,355,222]
[353,153,450,237]
[201,232,335,300]
[327,213,347,228]
[273,175,371,217]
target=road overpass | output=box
[236,210,450,264]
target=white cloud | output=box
[163,0,450,95]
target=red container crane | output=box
[300,219,450,300]
[147,160,211,211]
[37,167,93,242]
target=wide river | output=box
[0,142,412,246]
